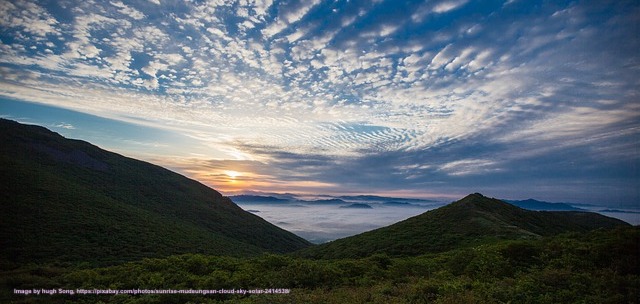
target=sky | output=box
[0,0,639,206]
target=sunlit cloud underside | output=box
[0,0,638,204]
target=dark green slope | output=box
[297,193,629,259]
[0,119,310,266]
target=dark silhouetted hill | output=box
[0,119,310,266]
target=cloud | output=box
[262,0,321,39]
[261,20,288,38]
[110,1,145,20]
[0,1,60,38]
[411,0,469,22]
[54,122,75,129]
[282,0,321,24]
[439,159,501,176]
[0,0,638,204]
[433,0,469,14]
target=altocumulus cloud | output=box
[0,0,638,205]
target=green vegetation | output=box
[2,226,638,303]
[296,193,629,259]
[0,119,310,267]
[2,120,637,303]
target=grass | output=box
[1,226,638,303]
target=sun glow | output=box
[225,170,240,179]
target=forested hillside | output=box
[3,226,638,303]
[296,193,629,259]
[0,119,310,267]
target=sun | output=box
[225,170,240,179]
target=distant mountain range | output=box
[0,119,310,266]
[340,203,373,209]
[230,194,593,212]
[504,198,584,211]
[337,195,438,203]
[599,209,640,214]
[296,193,629,259]
[229,194,440,207]
[229,195,291,203]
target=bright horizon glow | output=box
[0,0,638,206]
[225,170,240,179]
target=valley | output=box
[1,120,637,303]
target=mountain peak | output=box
[457,192,489,203]
[297,193,629,259]
[448,193,514,212]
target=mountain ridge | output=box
[0,119,310,266]
[296,193,629,259]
